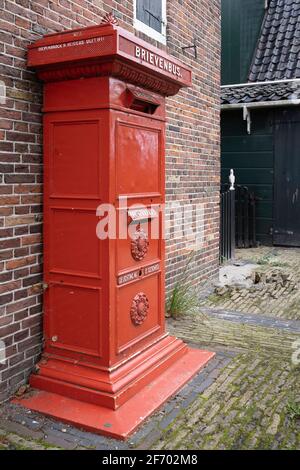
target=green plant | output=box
[286,401,300,421]
[257,254,272,265]
[256,252,288,268]
[166,252,199,319]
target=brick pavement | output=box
[0,352,233,450]
[153,353,299,450]
[0,247,299,450]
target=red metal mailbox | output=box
[17,14,214,439]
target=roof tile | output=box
[249,0,300,82]
[221,81,300,105]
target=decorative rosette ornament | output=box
[101,12,119,26]
[130,293,149,326]
[131,228,149,261]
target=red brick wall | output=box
[0,0,220,402]
[164,1,220,288]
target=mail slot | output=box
[19,13,214,439]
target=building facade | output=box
[0,0,220,402]
[221,0,300,246]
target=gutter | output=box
[221,99,300,110]
[221,99,300,135]
[221,78,300,89]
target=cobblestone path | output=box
[153,353,299,450]
[0,247,299,450]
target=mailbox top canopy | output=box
[27,13,192,96]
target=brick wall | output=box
[0,0,220,402]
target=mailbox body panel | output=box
[109,110,166,365]
[43,108,110,365]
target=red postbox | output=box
[16,14,214,439]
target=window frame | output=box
[133,0,167,45]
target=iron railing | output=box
[236,185,257,248]
[220,187,235,262]
[220,170,258,261]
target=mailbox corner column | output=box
[14,16,215,439]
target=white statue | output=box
[229,169,235,190]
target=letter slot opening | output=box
[126,86,160,115]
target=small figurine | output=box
[229,169,235,190]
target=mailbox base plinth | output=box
[14,347,214,440]
[28,336,191,410]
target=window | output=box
[134,0,166,44]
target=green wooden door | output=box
[274,118,300,246]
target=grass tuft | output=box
[286,401,300,421]
[166,252,200,319]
